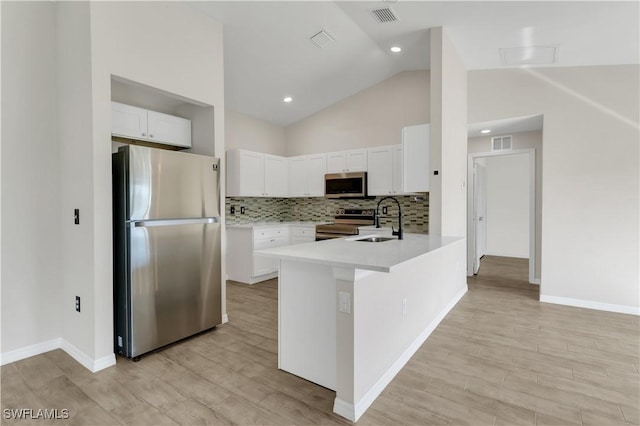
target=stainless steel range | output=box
[315,208,375,241]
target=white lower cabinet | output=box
[227,224,315,284]
[290,226,316,244]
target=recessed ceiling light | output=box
[283,97,293,103]
[481,129,491,134]
[390,46,402,53]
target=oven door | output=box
[324,172,367,199]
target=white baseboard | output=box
[60,339,115,372]
[530,278,541,285]
[484,251,529,259]
[336,285,469,422]
[0,338,115,372]
[222,313,229,324]
[333,398,355,422]
[0,338,61,366]
[540,294,640,316]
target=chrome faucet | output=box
[375,196,403,240]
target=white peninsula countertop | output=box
[256,233,462,273]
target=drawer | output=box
[292,236,315,244]
[291,227,314,238]
[253,227,289,240]
[254,237,278,250]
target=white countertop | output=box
[256,233,462,273]
[227,221,326,229]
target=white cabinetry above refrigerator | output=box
[111,101,192,148]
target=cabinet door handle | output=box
[142,132,147,137]
[149,134,154,138]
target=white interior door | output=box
[473,161,487,274]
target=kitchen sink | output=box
[354,236,395,243]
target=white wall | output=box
[57,1,97,360]
[469,66,639,311]
[2,1,227,368]
[285,71,429,156]
[226,110,286,156]
[469,130,543,278]
[430,27,468,238]
[484,154,530,258]
[1,1,62,355]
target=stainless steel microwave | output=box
[324,172,368,199]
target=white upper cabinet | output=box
[227,150,265,197]
[146,110,192,147]
[326,149,367,173]
[264,154,288,197]
[111,102,148,139]
[111,101,191,148]
[226,149,288,197]
[402,123,430,192]
[288,154,327,197]
[367,145,405,196]
[288,156,308,197]
[392,145,404,194]
[307,154,327,196]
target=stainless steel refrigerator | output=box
[112,145,221,359]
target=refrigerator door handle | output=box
[131,217,219,227]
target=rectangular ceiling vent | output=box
[310,30,335,49]
[370,7,399,23]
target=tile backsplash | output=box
[226,195,429,234]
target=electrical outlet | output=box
[75,296,81,312]
[230,206,235,215]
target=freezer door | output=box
[128,219,221,357]
[126,145,220,220]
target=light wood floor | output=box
[2,256,638,425]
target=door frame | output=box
[472,161,487,274]
[466,148,537,284]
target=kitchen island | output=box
[256,233,467,422]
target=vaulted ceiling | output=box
[191,1,639,127]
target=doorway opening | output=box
[466,115,543,285]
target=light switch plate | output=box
[338,291,351,314]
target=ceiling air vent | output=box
[370,7,399,23]
[310,30,335,49]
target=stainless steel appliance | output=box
[315,208,375,240]
[112,145,222,359]
[324,172,368,199]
